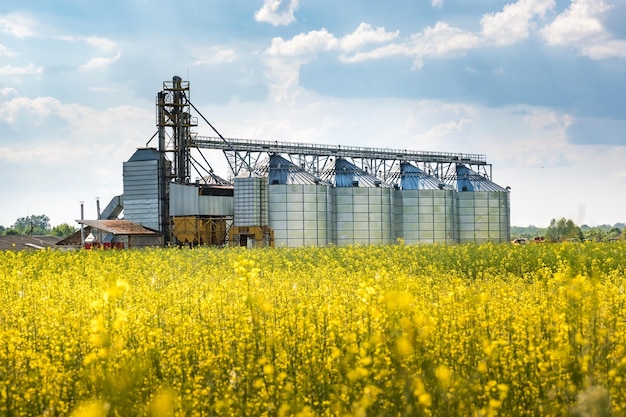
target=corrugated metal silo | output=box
[320,158,394,247]
[261,155,331,247]
[170,183,234,217]
[230,175,272,247]
[234,175,268,227]
[390,162,457,244]
[169,183,234,246]
[122,148,167,231]
[455,164,510,243]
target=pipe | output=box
[80,201,85,248]
[96,197,102,244]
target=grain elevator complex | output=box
[83,77,510,248]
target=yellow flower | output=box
[435,365,452,388]
[69,400,110,417]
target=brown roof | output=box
[0,235,61,251]
[76,220,160,235]
[56,227,91,246]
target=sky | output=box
[1,0,625,229]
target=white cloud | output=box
[432,0,444,8]
[0,95,153,227]
[0,12,39,38]
[0,63,43,76]
[541,0,626,58]
[0,96,151,155]
[191,46,238,65]
[84,36,117,52]
[79,50,122,71]
[255,0,299,26]
[266,29,339,57]
[414,21,481,58]
[581,39,626,59]
[425,118,475,138]
[341,22,480,67]
[78,37,121,71]
[60,35,122,71]
[339,23,399,52]
[0,144,79,164]
[0,87,19,98]
[261,55,303,102]
[340,43,408,63]
[0,44,17,56]
[262,22,480,99]
[266,24,399,58]
[481,0,555,46]
[0,96,63,125]
[263,30,337,100]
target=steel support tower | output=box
[156,76,198,184]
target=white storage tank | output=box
[456,164,510,243]
[263,155,331,247]
[321,158,394,247]
[391,162,457,244]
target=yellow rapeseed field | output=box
[1,242,625,416]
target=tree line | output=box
[1,214,624,243]
[0,214,76,239]
[512,218,625,242]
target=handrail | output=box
[191,136,487,165]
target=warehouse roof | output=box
[0,235,61,251]
[75,220,160,235]
[56,227,91,246]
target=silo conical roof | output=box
[127,148,161,162]
[319,158,391,187]
[456,164,508,192]
[250,154,330,185]
[389,162,452,190]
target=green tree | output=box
[12,214,51,235]
[545,218,583,242]
[511,225,546,240]
[51,223,77,239]
[584,227,606,242]
[583,226,622,242]
[608,227,622,241]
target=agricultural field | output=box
[1,242,626,416]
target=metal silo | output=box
[231,175,273,247]
[455,164,510,243]
[390,162,457,244]
[169,179,234,246]
[320,158,393,247]
[257,155,331,247]
[122,148,168,232]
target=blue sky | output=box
[1,0,625,228]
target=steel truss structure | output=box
[156,77,198,183]
[153,76,493,186]
[191,136,492,184]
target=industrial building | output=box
[86,76,510,248]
